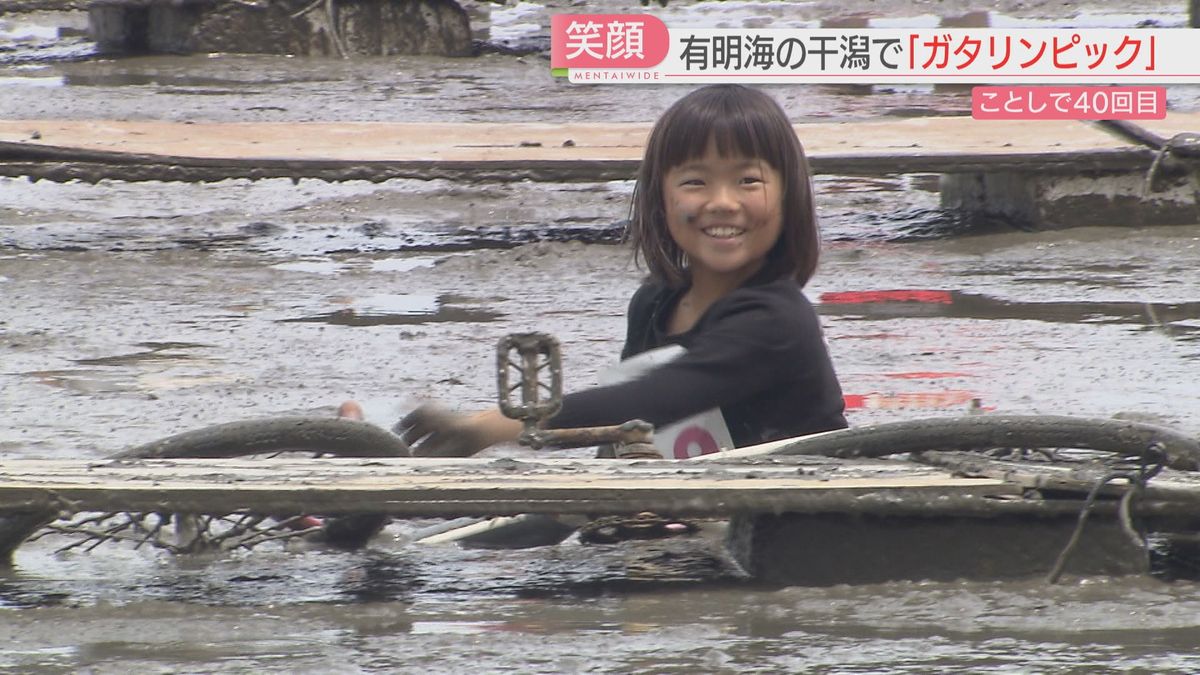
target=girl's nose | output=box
[705,184,740,212]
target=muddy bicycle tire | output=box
[758,415,1200,470]
[111,416,411,460]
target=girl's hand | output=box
[395,404,522,457]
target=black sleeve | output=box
[548,288,802,430]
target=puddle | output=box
[72,341,212,366]
[479,0,547,53]
[269,256,444,275]
[825,207,1025,242]
[20,342,223,395]
[280,293,502,327]
[0,22,62,42]
[24,368,142,394]
[25,368,233,395]
[0,10,95,65]
[409,620,515,635]
[369,256,443,273]
[842,390,980,411]
[61,71,333,87]
[818,289,1200,340]
[269,260,345,275]
[0,75,63,87]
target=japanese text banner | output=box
[552,18,1200,84]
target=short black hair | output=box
[627,84,820,288]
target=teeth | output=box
[703,227,745,238]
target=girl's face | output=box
[663,139,784,289]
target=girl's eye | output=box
[741,176,764,185]
[681,178,704,186]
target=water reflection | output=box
[826,206,1028,241]
[820,289,1200,340]
[73,341,212,366]
[62,72,334,88]
[0,580,70,609]
[280,293,502,327]
[335,552,422,604]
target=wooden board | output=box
[0,456,1018,517]
[2,113,1197,182]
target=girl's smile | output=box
[700,226,746,238]
[663,140,784,290]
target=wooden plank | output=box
[5,115,1195,162]
[0,456,1019,517]
[2,113,1196,182]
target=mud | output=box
[3,0,1200,672]
[4,222,1198,461]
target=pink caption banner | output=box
[550,14,670,69]
[975,86,1165,120]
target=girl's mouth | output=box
[702,226,746,239]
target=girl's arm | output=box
[397,405,523,457]
[549,288,815,432]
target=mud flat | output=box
[3,1,1200,672]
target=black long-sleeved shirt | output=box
[549,274,848,447]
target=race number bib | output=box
[599,345,735,459]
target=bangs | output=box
[654,88,791,172]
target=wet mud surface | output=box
[4,221,1199,459]
[3,0,1200,672]
[4,217,1200,671]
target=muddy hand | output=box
[336,400,365,421]
[395,403,491,457]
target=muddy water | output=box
[4,0,1200,672]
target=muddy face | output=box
[664,148,785,290]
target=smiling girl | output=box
[399,84,847,456]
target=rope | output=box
[1146,132,1200,193]
[1045,443,1166,584]
[1093,120,1200,194]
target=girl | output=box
[398,84,847,456]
